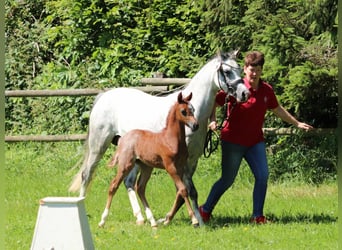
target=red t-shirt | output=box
[216,78,279,147]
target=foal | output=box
[99,92,200,227]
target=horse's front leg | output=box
[184,175,204,226]
[136,165,157,227]
[124,164,145,225]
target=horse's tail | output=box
[68,137,90,193]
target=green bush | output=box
[267,133,337,184]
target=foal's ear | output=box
[183,92,192,102]
[177,92,192,103]
[177,92,183,103]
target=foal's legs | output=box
[163,165,199,227]
[135,164,157,227]
[160,164,204,226]
[99,160,134,227]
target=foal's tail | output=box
[107,151,119,168]
[68,138,90,193]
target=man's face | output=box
[244,65,262,86]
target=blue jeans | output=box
[202,141,269,217]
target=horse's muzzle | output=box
[240,90,250,102]
[236,84,250,103]
[190,123,199,132]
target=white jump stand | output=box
[31,197,94,250]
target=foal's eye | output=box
[181,109,187,116]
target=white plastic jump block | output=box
[31,197,94,250]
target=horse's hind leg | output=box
[79,130,113,197]
[135,164,157,227]
[124,164,145,225]
[79,151,104,197]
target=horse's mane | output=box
[153,51,238,97]
[154,85,185,97]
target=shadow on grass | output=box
[207,213,337,227]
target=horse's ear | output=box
[232,49,240,59]
[216,49,223,58]
[213,49,222,70]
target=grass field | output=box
[5,142,338,249]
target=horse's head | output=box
[215,50,250,102]
[177,92,199,132]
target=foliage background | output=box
[5,0,338,183]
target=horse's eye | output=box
[224,70,232,77]
[181,109,187,116]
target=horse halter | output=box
[217,62,243,98]
[203,96,236,158]
[204,62,242,158]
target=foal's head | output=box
[175,92,199,132]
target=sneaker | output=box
[199,206,211,223]
[250,215,268,224]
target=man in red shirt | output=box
[199,51,313,224]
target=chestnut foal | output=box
[99,92,199,227]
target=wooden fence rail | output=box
[5,78,336,142]
[4,78,187,97]
[4,128,336,142]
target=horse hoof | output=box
[98,221,105,227]
[192,218,199,227]
[150,220,158,228]
[192,222,200,228]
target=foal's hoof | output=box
[157,218,166,224]
[98,221,105,228]
[156,217,171,226]
[136,219,145,226]
[163,221,170,226]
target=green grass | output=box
[5,142,338,249]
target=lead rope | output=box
[203,96,236,158]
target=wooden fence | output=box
[5,78,336,142]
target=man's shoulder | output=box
[260,80,274,91]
